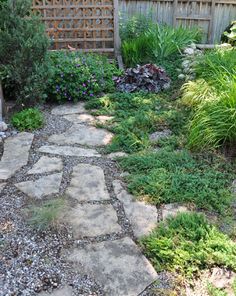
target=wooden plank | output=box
[172,0,178,26]
[114,0,121,57]
[208,0,216,43]
[176,15,211,20]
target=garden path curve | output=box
[0,102,159,296]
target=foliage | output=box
[181,48,236,151]
[86,91,186,153]
[119,13,152,41]
[188,88,236,150]
[0,0,50,104]
[145,24,201,61]
[114,64,170,93]
[140,212,236,278]
[25,198,65,230]
[194,48,236,90]
[121,14,201,70]
[47,51,121,103]
[207,284,228,296]
[11,108,44,131]
[223,21,236,46]
[119,148,235,214]
[181,79,216,107]
[121,34,149,66]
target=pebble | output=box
[0,121,8,131]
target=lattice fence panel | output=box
[32,0,115,52]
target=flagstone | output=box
[69,237,157,296]
[39,145,101,157]
[48,124,113,147]
[113,180,157,238]
[51,102,86,115]
[66,204,121,237]
[66,164,109,201]
[27,156,63,174]
[0,132,34,180]
[15,173,62,199]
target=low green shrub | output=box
[141,212,236,278]
[47,51,121,103]
[11,108,44,131]
[25,198,65,230]
[0,0,50,104]
[86,92,186,153]
[119,148,235,214]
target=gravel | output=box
[0,104,172,295]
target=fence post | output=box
[113,0,124,69]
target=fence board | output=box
[119,0,236,43]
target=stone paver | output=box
[69,237,157,296]
[106,152,127,159]
[39,145,101,158]
[66,204,121,237]
[48,124,113,147]
[0,182,6,193]
[51,102,86,115]
[63,114,113,126]
[161,203,189,220]
[63,114,95,125]
[149,129,172,142]
[0,132,34,180]
[113,180,157,238]
[15,173,62,199]
[27,156,63,175]
[66,164,109,201]
[39,286,73,296]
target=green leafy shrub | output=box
[121,15,201,69]
[11,108,44,131]
[0,0,50,104]
[119,149,235,214]
[25,198,65,230]
[141,212,236,278]
[223,21,236,46]
[119,13,152,41]
[47,51,121,103]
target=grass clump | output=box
[181,48,236,151]
[11,108,44,131]
[141,212,236,278]
[25,198,65,230]
[119,148,235,214]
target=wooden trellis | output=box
[32,0,120,55]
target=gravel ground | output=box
[0,104,172,296]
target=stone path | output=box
[0,102,159,295]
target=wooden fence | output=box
[32,0,120,54]
[32,0,236,51]
[119,0,236,43]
